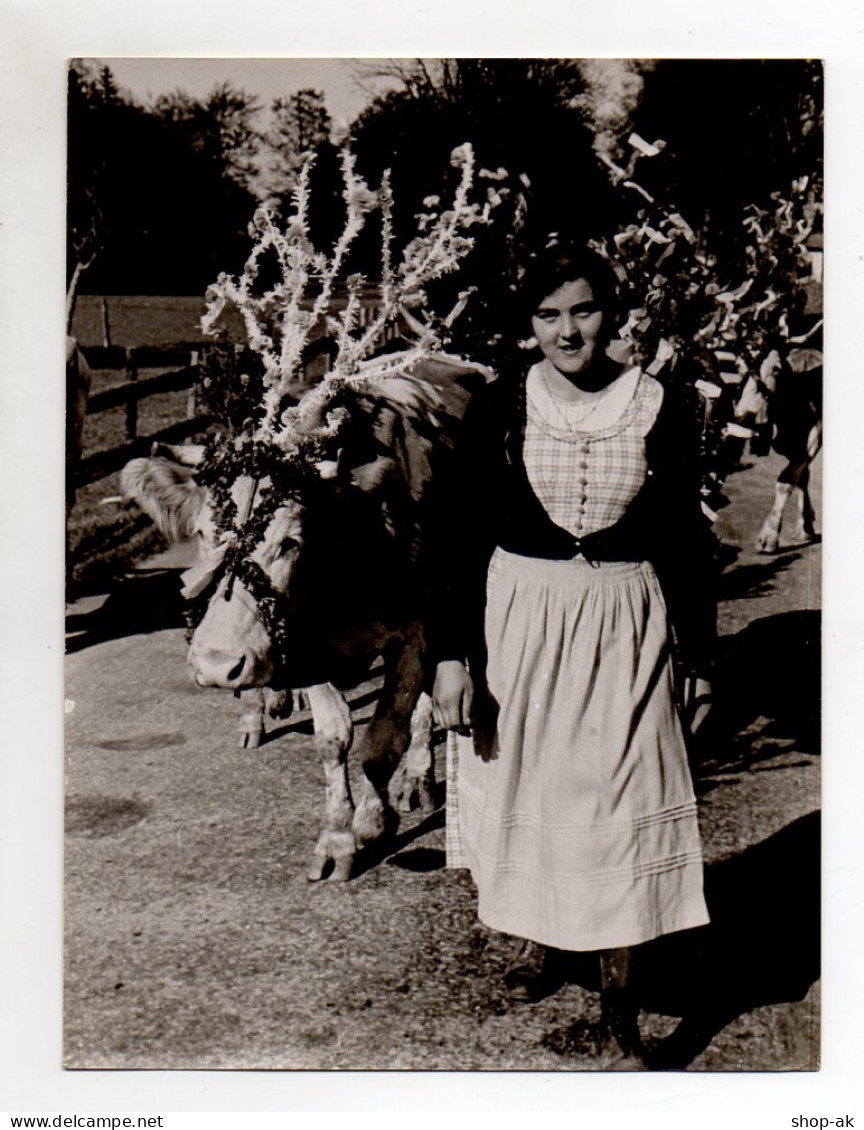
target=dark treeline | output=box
[68,62,261,299]
[67,58,822,307]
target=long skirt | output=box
[446,548,710,952]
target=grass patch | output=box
[68,366,210,596]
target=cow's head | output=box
[124,445,335,690]
[125,356,488,693]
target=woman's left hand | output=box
[683,675,713,735]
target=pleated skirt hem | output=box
[445,548,709,951]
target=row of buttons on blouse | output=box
[574,441,591,532]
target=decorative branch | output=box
[201,141,502,445]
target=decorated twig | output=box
[201,142,501,446]
[588,131,821,505]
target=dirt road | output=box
[64,448,820,1071]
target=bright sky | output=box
[95,57,399,124]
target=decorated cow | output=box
[120,141,507,879]
[122,353,490,880]
[734,343,823,553]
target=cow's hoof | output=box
[389,771,435,815]
[791,526,816,546]
[240,726,263,749]
[389,761,436,815]
[328,856,354,882]
[397,777,436,815]
[306,831,356,881]
[352,800,396,846]
[306,854,354,882]
[597,1048,647,1072]
[756,531,780,554]
[414,776,437,815]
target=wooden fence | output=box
[73,293,408,488]
[75,337,345,487]
[77,343,214,486]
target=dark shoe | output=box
[503,941,569,1002]
[599,988,645,1066]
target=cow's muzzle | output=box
[188,645,273,690]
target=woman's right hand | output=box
[432,660,474,733]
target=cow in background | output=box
[735,344,823,554]
[123,353,490,879]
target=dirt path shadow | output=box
[693,608,820,776]
[66,569,187,653]
[639,810,820,1069]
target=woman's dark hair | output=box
[515,240,622,333]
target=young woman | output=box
[429,242,715,1067]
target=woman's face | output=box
[531,277,606,376]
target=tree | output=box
[624,59,823,254]
[351,60,611,243]
[67,60,134,324]
[153,82,264,195]
[343,60,616,369]
[68,65,264,297]
[264,88,332,204]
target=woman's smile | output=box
[531,277,606,377]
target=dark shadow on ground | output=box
[640,811,820,1069]
[544,812,820,1069]
[65,569,187,653]
[353,809,446,879]
[716,550,801,604]
[691,609,821,777]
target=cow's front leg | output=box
[388,692,436,815]
[305,683,355,881]
[797,484,817,541]
[353,631,424,846]
[791,466,817,544]
[756,480,793,553]
[790,422,822,544]
[238,686,266,748]
[237,686,293,748]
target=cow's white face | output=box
[187,476,308,690]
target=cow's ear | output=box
[121,457,206,542]
[347,455,396,494]
[149,441,205,467]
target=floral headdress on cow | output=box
[185,143,505,606]
[200,142,503,448]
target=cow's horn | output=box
[315,460,339,480]
[150,441,205,467]
[295,401,332,436]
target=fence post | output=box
[100,297,111,348]
[186,351,199,419]
[125,347,138,440]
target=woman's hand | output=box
[683,675,713,735]
[432,660,474,733]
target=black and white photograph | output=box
[5,0,864,1113]
[60,56,823,1073]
